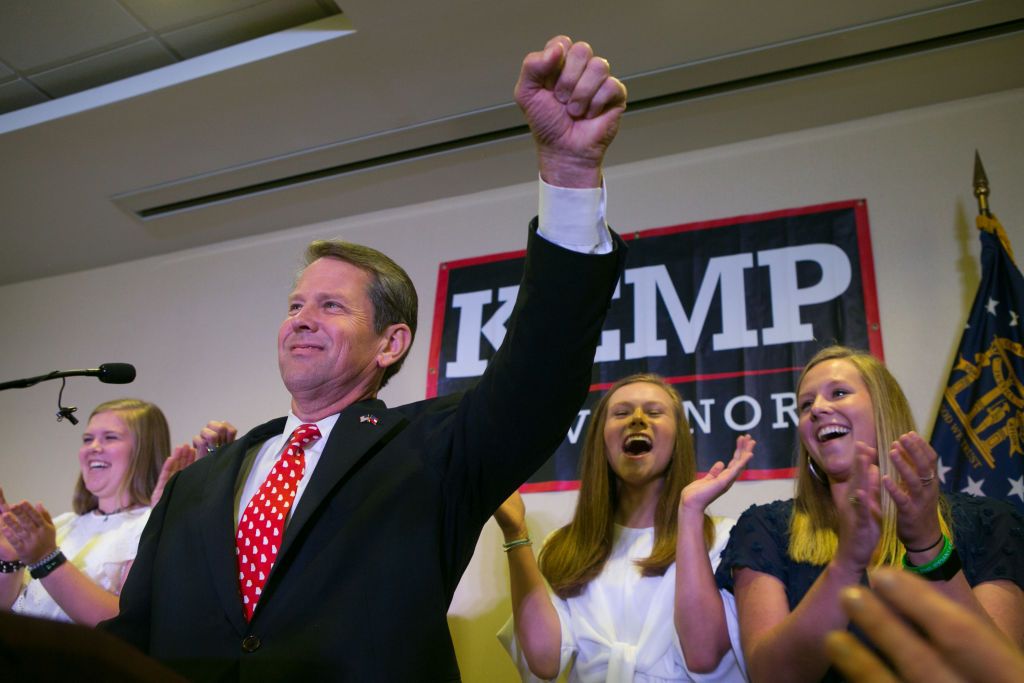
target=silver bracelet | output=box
[502,537,532,552]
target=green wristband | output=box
[902,534,962,581]
[903,534,952,573]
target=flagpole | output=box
[973,150,992,218]
[932,151,1024,510]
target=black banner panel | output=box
[427,200,882,490]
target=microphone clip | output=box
[55,377,79,426]
[56,404,79,425]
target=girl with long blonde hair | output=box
[717,346,1024,683]
[496,374,753,681]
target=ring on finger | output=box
[848,495,859,506]
[919,474,935,484]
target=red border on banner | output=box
[520,466,798,493]
[521,480,581,493]
[621,198,862,239]
[428,247,528,398]
[854,200,884,359]
[590,366,802,392]
[426,264,450,398]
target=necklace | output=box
[94,505,133,521]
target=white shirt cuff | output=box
[536,176,613,254]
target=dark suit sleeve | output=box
[441,220,625,557]
[99,469,177,649]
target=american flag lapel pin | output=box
[360,414,379,426]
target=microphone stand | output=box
[0,369,117,426]
[0,369,69,391]
[0,367,126,391]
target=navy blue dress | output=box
[715,493,1024,682]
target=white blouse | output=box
[499,517,747,682]
[12,507,150,622]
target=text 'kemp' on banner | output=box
[428,200,882,490]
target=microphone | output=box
[92,363,137,384]
[0,363,137,391]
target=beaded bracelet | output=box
[0,558,24,573]
[502,537,532,552]
[28,548,67,580]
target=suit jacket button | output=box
[241,635,261,653]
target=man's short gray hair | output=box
[303,240,418,388]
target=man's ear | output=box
[376,323,413,369]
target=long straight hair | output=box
[789,347,952,565]
[72,399,171,514]
[539,374,715,598]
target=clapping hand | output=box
[151,420,237,506]
[833,442,882,572]
[680,434,755,515]
[0,496,57,565]
[0,487,19,562]
[883,432,942,553]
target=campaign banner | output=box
[427,200,882,489]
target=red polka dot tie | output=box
[236,423,321,621]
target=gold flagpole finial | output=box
[974,150,992,217]
[972,150,1014,264]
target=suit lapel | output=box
[199,417,286,634]
[275,400,404,564]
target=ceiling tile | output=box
[161,0,336,59]
[0,79,48,114]
[0,0,146,71]
[29,39,176,98]
[122,0,282,31]
[159,0,335,58]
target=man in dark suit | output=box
[104,36,627,681]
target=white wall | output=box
[1,88,1022,681]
